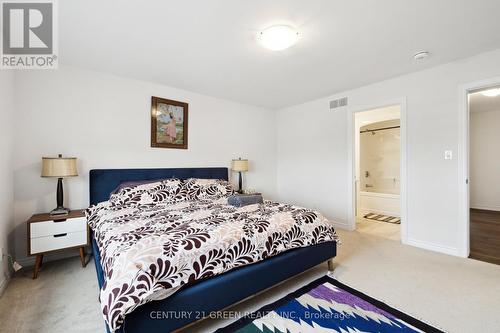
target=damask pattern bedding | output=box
[86,179,338,331]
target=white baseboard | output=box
[332,221,355,231]
[470,205,500,212]
[0,274,9,297]
[406,237,459,257]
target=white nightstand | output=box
[27,209,88,279]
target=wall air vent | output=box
[329,97,348,109]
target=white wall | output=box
[470,110,500,211]
[13,66,276,265]
[0,71,15,292]
[276,49,500,256]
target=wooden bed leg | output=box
[327,258,335,272]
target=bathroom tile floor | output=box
[356,217,400,241]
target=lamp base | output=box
[50,207,69,216]
[238,171,243,194]
[51,178,69,216]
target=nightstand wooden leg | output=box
[33,254,43,279]
[79,247,86,267]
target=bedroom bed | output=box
[89,167,337,333]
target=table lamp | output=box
[231,158,248,194]
[41,154,78,215]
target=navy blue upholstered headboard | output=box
[89,167,229,205]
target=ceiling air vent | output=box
[329,97,348,109]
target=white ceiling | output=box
[469,89,500,113]
[60,0,500,109]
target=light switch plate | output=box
[444,150,453,160]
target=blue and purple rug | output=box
[216,276,443,333]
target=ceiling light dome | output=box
[258,25,299,51]
[480,88,500,97]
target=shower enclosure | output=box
[359,119,400,217]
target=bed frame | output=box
[89,167,337,333]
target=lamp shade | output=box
[41,156,78,177]
[232,158,248,172]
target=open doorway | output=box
[354,105,401,240]
[467,86,500,265]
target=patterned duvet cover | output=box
[86,178,338,331]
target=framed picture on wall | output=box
[151,96,188,149]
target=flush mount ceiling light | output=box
[258,25,299,51]
[413,51,430,60]
[480,88,500,97]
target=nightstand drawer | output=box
[30,231,87,254]
[30,216,86,238]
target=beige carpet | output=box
[1,224,500,333]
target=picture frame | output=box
[150,96,188,149]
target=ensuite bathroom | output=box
[355,105,401,240]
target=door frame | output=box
[346,97,408,243]
[458,76,500,258]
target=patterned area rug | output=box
[364,212,401,224]
[216,276,443,333]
